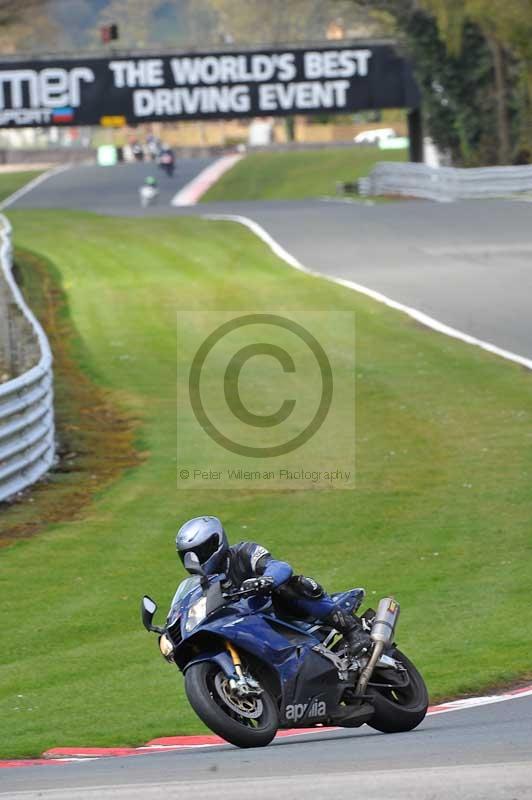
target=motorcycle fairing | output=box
[176,608,350,724]
[277,648,346,726]
[168,576,372,728]
[183,649,238,680]
[187,612,312,672]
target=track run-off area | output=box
[2,160,532,798]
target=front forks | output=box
[226,640,262,697]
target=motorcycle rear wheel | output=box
[184,662,279,748]
[366,648,428,733]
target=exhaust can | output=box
[371,597,400,644]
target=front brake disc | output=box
[214,672,264,719]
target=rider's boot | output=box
[325,608,371,657]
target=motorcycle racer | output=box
[176,515,370,656]
[139,175,159,208]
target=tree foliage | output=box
[0,0,49,25]
[0,0,58,52]
[404,11,503,165]
[96,0,167,49]
[202,0,386,44]
[419,0,532,161]
[356,0,532,164]
[89,0,389,49]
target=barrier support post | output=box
[408,108,423,163]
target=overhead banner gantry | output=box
[0,42,420,129]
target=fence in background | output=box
[0,215,54,503]
[359,162,532,201]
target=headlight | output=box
[185,596,207,633]
[159,633,174,659]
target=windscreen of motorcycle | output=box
[167,576,202,625]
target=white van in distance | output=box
[354,127,397,144]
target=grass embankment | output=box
[201,146,406,202]
[0,171,44,203]
[2,249,140,547]
[0,210,531,758]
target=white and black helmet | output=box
[176,516,229,575]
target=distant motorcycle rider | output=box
[158,146,175,177]
[139,175,159,207]
[176,516,370,657]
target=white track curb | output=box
[203,213,532,372]
[0,164,70,211]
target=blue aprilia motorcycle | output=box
[141,553,428,748]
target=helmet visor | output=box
[178,533,220,567]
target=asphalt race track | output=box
[9,158,216,215]
[5,161,532,797]
[201,197,532,361]
[2,695,532,798]
[11,162,532,360]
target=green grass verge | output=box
[0,209,531,758]
[0,171,44,203]
[201,147,406,202]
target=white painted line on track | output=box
[204,213,532,371]
[172,154,243,206]
[0,164,71,211]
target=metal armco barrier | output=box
[359,162,532,201]
[0,214,54,503]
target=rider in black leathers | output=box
[176,515,369,656]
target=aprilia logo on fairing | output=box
[285,699,326,722]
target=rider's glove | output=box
[241,576,275,594]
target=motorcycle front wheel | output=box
[366,648,429,733]
[184,662,279,748]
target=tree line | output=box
[358,0,532,164]
[2,0,531,165]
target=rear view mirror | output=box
[141,595,158,632]
[144,596,157,615]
